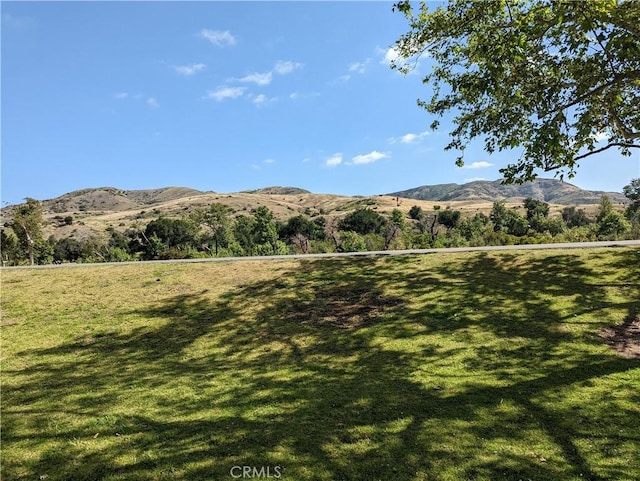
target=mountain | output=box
[244,186,311,195]
[389,179,628,205]
[1,181,629,243]
[45,186,207,213]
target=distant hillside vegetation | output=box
[389,178,628,204]
[44,187,206,213]
[245,186,311,195]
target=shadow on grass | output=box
[3,250,639,480]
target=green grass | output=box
[1,248,639,481]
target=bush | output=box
[104,247,134,262]
[339,231,367,252]
[339,208,386,235]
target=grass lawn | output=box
[1,248,639,481]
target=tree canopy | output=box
[393,0,640,183]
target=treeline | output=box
[2,181,639,266]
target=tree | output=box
[490,200,528,236]
[0,229,20,266]
[192,203,233,256]
[408,205,423,220]
[233,215,256,255]
[523,198,550,221]
[417,205,441,241]
[142,218,197,259]
[251,206,282,254]
[623,178,640,219]
[339,208,387,235]
[437,208,461,231]
[279,215,324,242]
[596,195,630,238]
[523,197,554,233]
[144,218,195,249]
[562,206,590,228]
[393,0,640,183]
[384,208,407,249]
[53,237,84,263]
[10,198,45,265]
[457,213,490,242]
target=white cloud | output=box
[274,60,303,75]
[377,46,422,73]
[462,161,494,169]
[252,94,277,106]
[263,158,276,164]
[464,177,487,183]
[238,72,273,86]
[379,47,400,66]
[325,153,343,167]
[113,92,129,99]
[199,29,236,47]
[2,13,37,30]
[352,151,389,165]
[348,59,370,74]
[289,91,320,101]
[332,59,371,85]
[592,131,608,142]
[301,157,311,163]
[174,63,206,76]
[146,97,159,108]
[204,86,246,101]
[331,74,351,84]
[389,130,431,144]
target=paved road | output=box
[3,239,639,269]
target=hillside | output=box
[45,186,207,213]
[1,179,628,242]
[390,178,628,204]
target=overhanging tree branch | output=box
[574,142,640,162]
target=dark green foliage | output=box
[233,215,256,255]
[0,229,20,265]
[33,238,54,265]
[457,213,490,241]
[53,237,84,263]
[623,179,640,227]
[437,208,461,230]
[10,197,45,265]
[490,201,528,236]
[339,208,387,235]
[562,207,591,228]
[393,0,640,182]
[192,203,234,256]
[623,178,640,204]
[596,196,631,239]
[279,215,325,241]
[408,205,423,220]
[144,218,196,249]
[338,231,367,252]
[64,216,73,225]
[523,198,550,221]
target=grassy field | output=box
[1,248,639,481]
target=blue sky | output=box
[2,1,639,206]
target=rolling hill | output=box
[0,180,628,242]
[389,178,628,204]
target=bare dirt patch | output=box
[285,287,403,330]
[0,310,19,327]
[599,314,640,359]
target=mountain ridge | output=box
[389,178,627,204]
